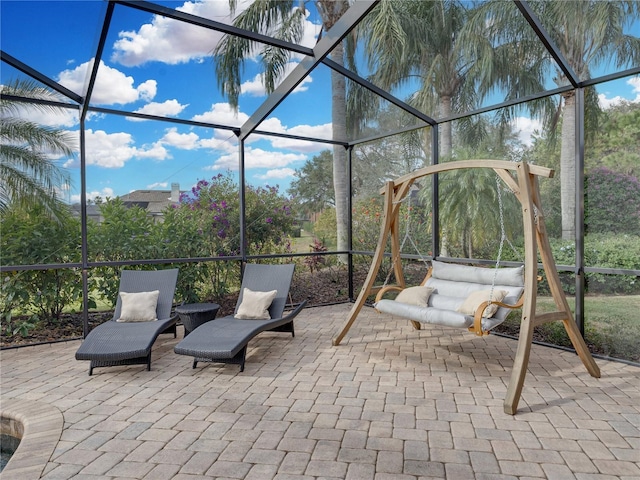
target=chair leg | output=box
[239,346,247,372]
[192,359,198,369]
[89,363,94,376]
[146,356,152,371]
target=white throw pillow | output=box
[457,289,507,317]
[234,288,278,320]
[394,286,434,307]
[116,290,160,322]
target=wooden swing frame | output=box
[332,160,600,415]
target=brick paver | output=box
[1,304,639,479]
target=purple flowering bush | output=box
[161,173,295,302]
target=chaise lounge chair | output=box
[76,268,179,375]
[174,263,306,372]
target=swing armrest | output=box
[375,285,405,303]
[470,296,524,336]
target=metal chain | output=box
[489,174,508,302]
[382,190,429,288]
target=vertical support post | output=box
[574,87,586,335]
[431,125,440,258]
[347,145,354,301]
[238,136,247,262]
[504,163,539,415]
[80,2,114,337]
[79,113,89,338]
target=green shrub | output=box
[160,174,295,302]
[584,234,640,294]
[313,208,337,248]
[88,198,159,306]
[547,234,640,295]
[1,205,90,323]
[585,167,640,235]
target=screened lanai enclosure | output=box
[1,0,640,367]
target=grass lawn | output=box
[498,295,640,363]
[290,228,316,253]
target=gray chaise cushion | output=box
[174,314,294,360]
[75,269,179,371]
[174,264,306,370]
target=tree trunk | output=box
[439,95,453,160]
[437,96,453,256]
[560,92,576,241]
[331,43,349,263]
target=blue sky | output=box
[2,0,639,205]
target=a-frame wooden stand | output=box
[333,160,600,415]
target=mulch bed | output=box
[4,263,609,358]
[1,265,368,348]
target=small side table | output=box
[176,302,220,336]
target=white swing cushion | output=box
[374,261,525,332]
[457,289,508,317]
[394,286,434,307]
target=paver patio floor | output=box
[1,303,639,479]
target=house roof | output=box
[119,190,179,214]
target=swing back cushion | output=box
[375,260,524,332]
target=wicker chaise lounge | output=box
[76,268,179,375]
[174,263,306,372]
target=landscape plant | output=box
[160,173,295,302]
[585,167,640,236]
[88,197,159,306]
[1,205,88,332]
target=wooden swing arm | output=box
[374,285,404,303]
[470,296,525,336]
[379,160,553,195]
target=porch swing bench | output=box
[333,160,601,415]
[374,260,525,336]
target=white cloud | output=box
[598,93,626,109]
[110,1,320,67]
[628,76,640,95]
[69,187,115,204]
[256,168,296,180]
[63,129,168,168]
[137,142,171,160]
[199,134,238,153]
[208,147,306,171]
[254,117,331,152]
[58,59,157,105]
[192,102,249,127]
[598,76,640,109]
[240,62,313,96]
[512,116,542,147]
[111,1,240,66]
[159,127,200,150]
[81,130,137,168]
[130,99,188,119]
[147,182,168,189]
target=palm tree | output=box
[214,0,351,260]
[539,1,640,240]
[469,1,640,240]
[1,79,74,219]
[361,0,501,160]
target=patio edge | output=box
[1,398,63,479]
